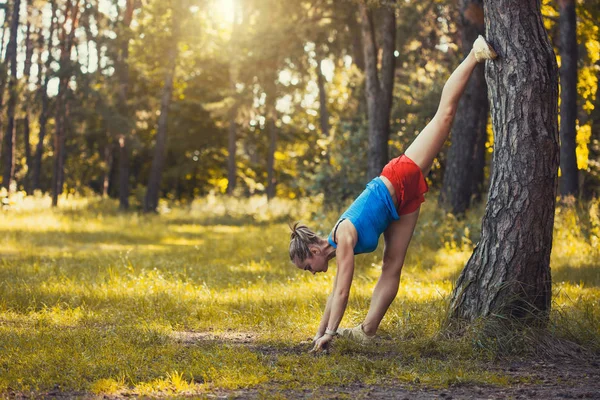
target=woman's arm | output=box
[325,234,354,332]
[311,233,355,352]
[315,273,339,339]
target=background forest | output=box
[1,0,600,397]
[0,0,597,211]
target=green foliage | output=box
[2,0,599,201]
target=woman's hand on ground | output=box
[309,333,333,353]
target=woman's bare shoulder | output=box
[337,219,358,245]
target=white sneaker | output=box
[473,35,498,63]
[337,324,375,345]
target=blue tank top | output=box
[327,177,399,254]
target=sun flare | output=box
[212,0,236,25]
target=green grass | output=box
[0,193,598,396]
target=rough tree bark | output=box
[449,0,559,324]
[558,0,578,197]
[440,0,489,216]
[1,0,21,192]
[144,12,178,213]
[32,0,56,193]
[359,0,396,180]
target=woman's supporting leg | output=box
[361,208,420,336]
[404,50,479,175]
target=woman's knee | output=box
[381,258,404,279]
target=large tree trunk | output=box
[52,0,81,207]
[359,0,396,180]
[449,0,559,324]
[558,0,578,197]
[439,0,489,215]
[1,0,21,192]
[32,1,56,193]
[144,21,178,213]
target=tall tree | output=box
[115,0,137,210]
[32,0,56,193]
[0,1,11,157]
[558,0,578,197]
[52,0,81,207]
[144,5,180,212]
[265,81,277,200]
[449,0,559,323]
[22,4,34,193]
[440,0,489,216]
[226,0,241,196]
[1,0,21,191]
[360,0,397,180]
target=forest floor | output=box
[1,196,599,399]
[6,331,598,399]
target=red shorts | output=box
[380,154,429,215]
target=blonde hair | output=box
[289,222,320,262]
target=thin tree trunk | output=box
[558,0,578,197]
[266,111,277,200]
[0,2,11,156]
[226,0,240,196]
[316,58,330,138]
[440,0,489,215]
[359,0,396,180]
[346,6,365,71]
[116,0,136,210]
[32,1,56,193]
[1,0,21,192]
[103,141,113,198]
[449,0,559,324]
[144,15,178,213]
[52,0,81,207]
[23,10,34,194]
[226,94,237,194]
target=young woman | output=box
[289,36,497,353]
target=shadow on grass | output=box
[165,214,292,227]
[553,263,600,288]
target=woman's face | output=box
[294,248,329,275]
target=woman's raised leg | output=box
[404,45,488,175]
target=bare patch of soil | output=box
[212,356,600,400]
[170,329,259,345]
